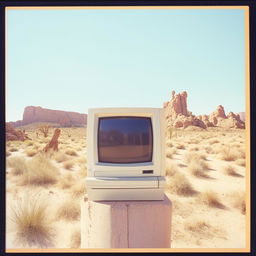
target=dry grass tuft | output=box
[78,166,87,177]
[184,219,226,240]
[70,228,81,248]
[7,156,28,176]
[9,147,19,152]
[21,153,59,186]
[166,173,197,196]
[54,152,69,163]
[10,196,55,248]
[58,173,76,189]
[6,151,11,157]
[224,165,243,177]
[165,160,178,177]
[199,190,225,209]
[56,199,81,221]
[188,161,210,178]
[219,147,239,161]
[228,191,246,214]
[176,144,185,150]
[25,149,37,157]
[63,160,74,170]
[71,181,86,198]
[65,149,78,156]
[235,159,246,167]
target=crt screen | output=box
[98,117,153,163]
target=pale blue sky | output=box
[6,8,246,122]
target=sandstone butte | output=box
[8,106,87,128]
[164,91,245,129]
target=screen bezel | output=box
[97,116,153,164]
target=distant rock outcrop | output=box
[239,112,245,122]
[6,123,30,141]
[8,106,87,128]
[164,91,245,129]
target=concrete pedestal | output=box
[81,194,172,248]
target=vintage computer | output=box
[85,107,166,201]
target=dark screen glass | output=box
[98,117,153,163]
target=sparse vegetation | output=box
[63,160,74,170]
[10,196,55,248]
[70,228,81,248]
[7,156,28,176]
[166,173,196,196]
[25,149,37,157]
[199,190,225,209]
[65,149,78,156]
[21,153,59,186]
[56,199,81,221]
[224,165,243,177]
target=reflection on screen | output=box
[98,117,153,163]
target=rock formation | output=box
[43,128,61,152]
[164,91,245,129]
[164,91,206,129]
[8,106,87,128]
[6,123,30,141]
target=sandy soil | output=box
[5,127,247,249]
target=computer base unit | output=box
[85,176,166,201]
[87,188,165,201]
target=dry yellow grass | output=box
[219,147,239,161]
[63,160,74,170]
[54,152,69,163]
[188,160,210,178]
[21,153,59,186]
[235,159,246,167]
[56,199,81,221]
[70,228,81,248]
[25,149,37,157]
[228,191,246,214]
[165,160,178,177]
[78,166,87,177]
[7,156,28,176]
[71,181,86,198]
[224,165,243,177]
[9,147,19,152]
[58,173,76,189]
[65,149,78,156]
[199,190,225,209]
[184,218,226,241]
[10,196,55,248]
[166,173,197,196]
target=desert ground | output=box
[6,125,246,249]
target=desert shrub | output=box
[199,190,225,209]
[58,173,76,189]
[25,149,37,157]
[78,166,87,177]
[208,139,220,145]
[63,160,74,170]
[9,147,18,152]
[224,165,243,177]
[185,152,207,164]
[6,151,11,157]
[7,156,28,176]
[56,199,81,221]
[188,161,210,178]
[204,146,213,154]
[219,147,239,161]
[166,173,196,196]
[10,196,55,248]
[165,161,178,177]
[235,159,246,167]
[54,152,69,163]
[22,153,59,186]
[65,149,78,156]
[71,181,86,198]
[184,219,226,240]
[70,228,81,248]
[77,156,87,164]
[228,191,246,214]
[176,144,185,150]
